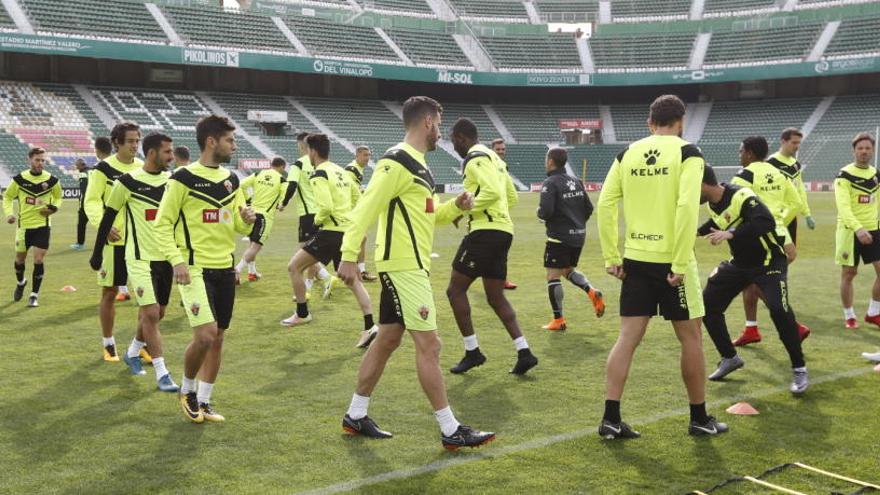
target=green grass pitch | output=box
[1,192,878,494]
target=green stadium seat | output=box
[705,24,823,66]
[479,33,581,71]
[590,33,695,71]
[385,28,472,68]
[163,5,293,53]
[826,19,880,58]
[286,16,401,63]
[21,0,166,42]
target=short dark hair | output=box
[702,164,718,186]
[402,96,442,128]
[74,158,86,166]
[173,145,190,161]
[296,131,310,142]
[491,138,505,147]
[306,133,330,159]
[271,157,286,168]
[110,122,140,148]
[853,132,876,148]
[94,136,113,155]
[451,118,478,141]
[196,115,235,151]
[781,128,803,141]
[548,147,567,169]
[742,136,769,161]
[648,95,686,127]
[28,147,46,158]
[142,132,173,157]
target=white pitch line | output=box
[298,366,875,495]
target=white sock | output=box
[844,307,856,319]
[153,357,168,380]
[197,381,214,404]
[16,279,25,286]
[745,320,758,328]
[248,261,257,274]
[463,334,479,351]
[434,406,460,436]
[513,336,529,351]
[118,286,129,294]
[181,376,196,395]
[102,336,116,348]
[793,366,807,373]
[357,262,366,273]
[868,300,880,317]
[305,278,314,291]
[347,393,370,420]
[235,259,247,273]
[127,338,146,358]
[317,265,331,280]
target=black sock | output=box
[32,263,44,294]
[689,402,709,423]
[296,302,309,318]
[364,314,374,330]
[14,262,25,284]
[603,400,621,424]
[566,270,592,292]
[547,279,563,319]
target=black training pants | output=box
[703,261,805,368]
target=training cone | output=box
[60,285,77,292]
[726,402,759,415]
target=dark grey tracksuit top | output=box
[537,168,594,248]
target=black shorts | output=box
[544,241,582,269]
[150,261,173,307]
[302,230,343,270]
[298,214,318,243]
[203,268,236,330]
[105,244,127,287]
[619,258,703,321]
[787,219,797,245]
[23,226,50,251]
[249,214,267,245]
[853,230,880,266]
[452,230,512,280]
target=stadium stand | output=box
[800,94,880,181]
[504,144,549,183]
[441,103,502,142]
[608,104,652,144]
[360,0,434,16]
[385,27,472,68]
[699,98,823,168]
[534,0,599,22]
[285,15,401,63]
[163,5,293,53]
[589,33,695,72]
[493,104,602,143]
[448,0,530,22]
[567,144,629,182]
[611,0,692,21]
[20,0,167,42]
[0,3,17,30]
[703,0,779,17]
[704,24,824,66]
[479,33,582,71]
[825,18,880,58]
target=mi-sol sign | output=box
[437,70,474,85]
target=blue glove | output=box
[805,216,816,230]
